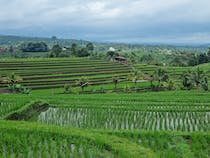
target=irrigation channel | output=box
[36,107,210,131]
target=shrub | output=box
[64,84,72,94]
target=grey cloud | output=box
[0,0,210,43]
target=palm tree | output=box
[193,67,205,87]
[152,68,169,91]
[112,77,119,91]
[1,73,23,92]
[128,68,144,90]
[181,68,208,90]
[76,77,88,93]
[200,76,208,91]
[0,75,3,83]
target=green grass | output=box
[0,89,210,158]
[0,58,210,157]
[0,58,131,90]
[0,120,155,158]
[135,63,210,88]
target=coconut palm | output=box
[181,68,208,91]
[2,72,22,84]
[112,76,119,91]
[193,67,205,87]
[152,68,169,91]
[201,76,208,91]
[180,70,194,90]
[128,67,144,90]
[1,73,23,92]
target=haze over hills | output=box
[0,35,91,47]
[0,34,209,48]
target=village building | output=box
[114,56,128,65]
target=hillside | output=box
[1,58,210,92]
[0,35,208,54]
[0,58,209,157]
[0,35,90,47]
[0,58,131,90]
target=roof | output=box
[115,56,127,60]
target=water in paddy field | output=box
[36,107,210,132]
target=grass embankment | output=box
[5,101,49,120]
[0,120,155,158]
[98,130,210,158]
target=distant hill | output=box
[0,35,208,53]
[0,35,91,47]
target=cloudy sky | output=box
[0,0,210,44]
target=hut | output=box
[114,56,128,65]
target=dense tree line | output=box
[139,48,210,66]
[19,42,49,52]
[185,49,210,66]
[11,41,95,58]
[49,43,94,58]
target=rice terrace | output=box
[0,55,210,158]
[0,0,210,158]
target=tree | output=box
[86,42,94,51]
[181,70,194,90]
[166,79,176,90]
[151,68,169,91]
[128,68,144,90]
[64,84,72,94]
[192,68,205,87]
[193,68,208,91]
[8,46,14,53]
[20,42,48,52]
[106,50,119,59]
[77,48,90,57]
[2,72,22,86]
[198,53,208,64]
[129,55,136,65]
[76,77,88,93]
[1,73,23,92]
[200,76,208,91]
[140,54,154,64]
[207,47,210,61]
[107,51,115,57]
[188,54,198,66]
[171,57,185,66]
[181,68,208,91]
[51,44,62,57]
[112,77,119,91]
[71,43,78,56]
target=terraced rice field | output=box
[135,63,210,83]
[0,121,155,158]
[0,90,209,157]
[0,58,130,90]
[0,58,210,158]
[37,107,209,131]
[0,128,113,158]
[1,58,209,91]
